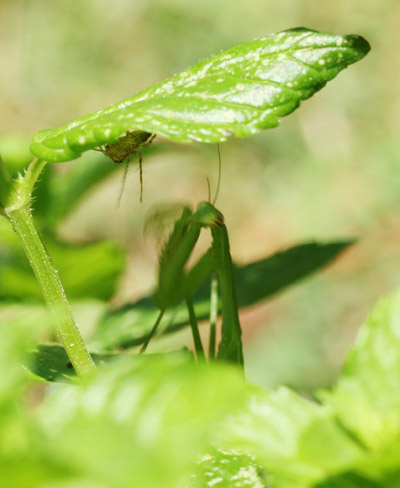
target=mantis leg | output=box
[211,224,244,367]
[185,294,205,361]
[137,150,143,203]
[208,274,219,360]
[139,309,165,354]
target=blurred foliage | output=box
[0,0,398,391]
[189,448,268,488]
[90,241,352,351]
[4,289,400,487]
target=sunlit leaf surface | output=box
[30,28,369,162]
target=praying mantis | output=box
[98,133,242,366]
[141,200,244,368]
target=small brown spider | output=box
[94,130,156,203]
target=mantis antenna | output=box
[196,144,212,203]
[212,143,222,205]
[197,143,222,204]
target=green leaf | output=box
[26,342,192,383]
[90,240,352,351]
[220,388,363,488]
[189,448,267,488]
[314,472,382,488]
[48,239,125,301]
[0,312,34,400]
[37,355,250,488]
[25,343,117,383]
[0,316,49,488]
[0,132,33,173]
[232,241,353,308]
[320,289,400,477]
[0,237,125,301]
[30,28,370,162]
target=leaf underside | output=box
[30,27,369,162]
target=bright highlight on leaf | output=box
[30,27,369,162]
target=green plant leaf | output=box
[219,388,363,488]
[0,132,33,173]
[25,343,118,383]
[30,28,369,162]
[26,342,192,383]
[313,472,382,487]
[48,239,125,301]
[320,289,400,478]
[90,240,352,351]
[0,237,125,301]
[231,240,353,308]
[37,355,250,488]
[189,448,267,488]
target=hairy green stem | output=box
[0,156,96,380]
[6,205,96,379]
[23,157,48,197]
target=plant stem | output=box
[6,204,96,380]
[23,157,47,197]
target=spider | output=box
[94,130,156,203]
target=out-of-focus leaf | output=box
[219,388,363,488]
[25,343,116,383]
[0,303,51,334]
[0,214,20,249]
[88,297,166,351]
[90,241,352,350]
[320,289,400,478]
[313,472,381,487]
[232,241,353,308]
[48,239,125,301]
[189,448,267,488]
[26,342,192,383]
[0,315,50,488]
[37,355,250,488]
[0,238,125,301]
[0,132,33,173]
[0,314,34,400]
[30,28,369,162]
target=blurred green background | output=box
[0,0,399,391]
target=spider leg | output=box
[116,156,130,208]
[142,133,157,148]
